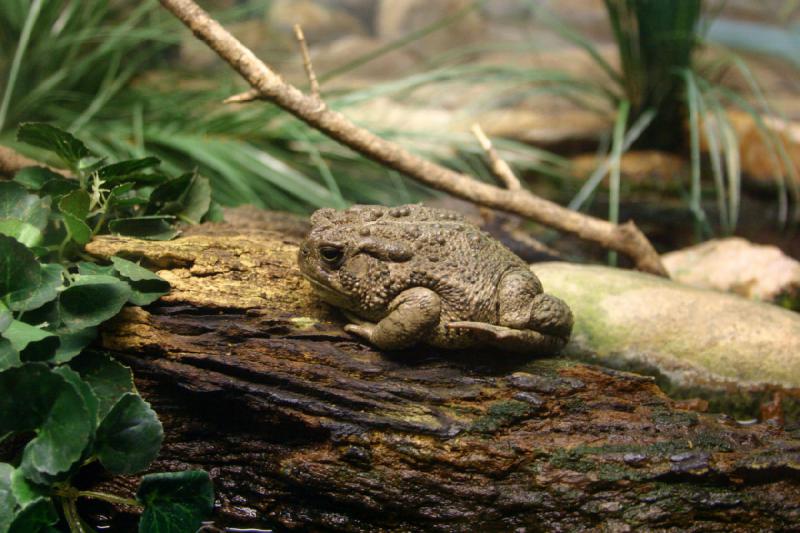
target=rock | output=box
[663,237,800,308]
[534,262,800,391]
[376,0,485,55]
[570,150,687,189]
[270,0,367,44]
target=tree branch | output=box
[293,24,321,100]
[471,123,522,190]
[158,0,667,276]
[0,145,70,178]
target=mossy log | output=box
[84,210,800,531]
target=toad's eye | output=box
[319,246,344,268]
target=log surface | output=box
[85,211,800,532]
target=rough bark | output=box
[83,213,800,532]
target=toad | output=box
[298,204,573,353]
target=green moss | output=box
[469,400,538,433]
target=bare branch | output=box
[0,145,71,178]
[471,123,522,190]
[158,0,667,276]
[223,88,261,104]
[293,24,321,100]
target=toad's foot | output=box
[446,321,568,354]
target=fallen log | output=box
[83,210,800,531]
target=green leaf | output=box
[77,262,115,276]
[0,364,93,484]
[53,366,98,434]
[69,351,134,422]
[0,182,50,228]
[137,471,214,533]
[10,468,48,506]
[0,463,15,533]
[7,263,63,313]
[13,167,64,191]
[58,189,90,219]
[58,275,131,332]
[58,190,92,245]
[53,327,97,364]
[17,123,91,169]
[0,182,50,247]
[98,157,160,180]
[0,339,19,372]
[0,220,42,248]
[109,216,177,241]
[203,201,225,223]
[0,235,42,301]
[40,178,79,199]
[96,393,163,475]
[107,183,136,208]
[147,173,211,224]
[8,498,59,533]
[111,257,170,306]
[1,321,59,362]
[0,302,10,334]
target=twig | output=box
[158,0,668,276]
[293,24,320,99]
[0,145,71,178]
[223,88,260,104]
[471,123,521,190]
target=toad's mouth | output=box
[300,271,360,310]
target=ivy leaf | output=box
[40,177,79,199]
[0,339,19,372]
[1,321,59,362]
[0,364,93,484]
[136,471,214,533]
[58,275,131,332]
[10,467,48,506]
[17,123,91,169]
[203,201,225,223]
[111,257,170,306]
[53,366,99,435]
[0,235,42,302]
[0,219,42,248]
[0,182,50,247]
[69,351,134,422]
[77,261,115,276]
[7,263,63,313]
[0,181,50,229]
[0,463,15,532]
[98,157,160,180]
[109,216,178,241]
[0,302,10,334]
[52,327,97,364]
[58,190,92,246]
[147,173,211,225]
[12,167,64,191]
[7,497,59,533]
[96,393,163,475]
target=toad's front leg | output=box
[344,287,441,350]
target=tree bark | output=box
[84,210,800,532]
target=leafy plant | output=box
[0,123,215,532]
[524,0,799,236]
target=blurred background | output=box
[2,0,800,261]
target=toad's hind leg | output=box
[496,269,573,339]
[446,321,568,354]
[344,287,441,350]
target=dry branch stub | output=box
[158,0,667,277]
[83,214,800,531]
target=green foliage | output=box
[0,124,214,532]
[604,0,702,150]
[137,471,215,533]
